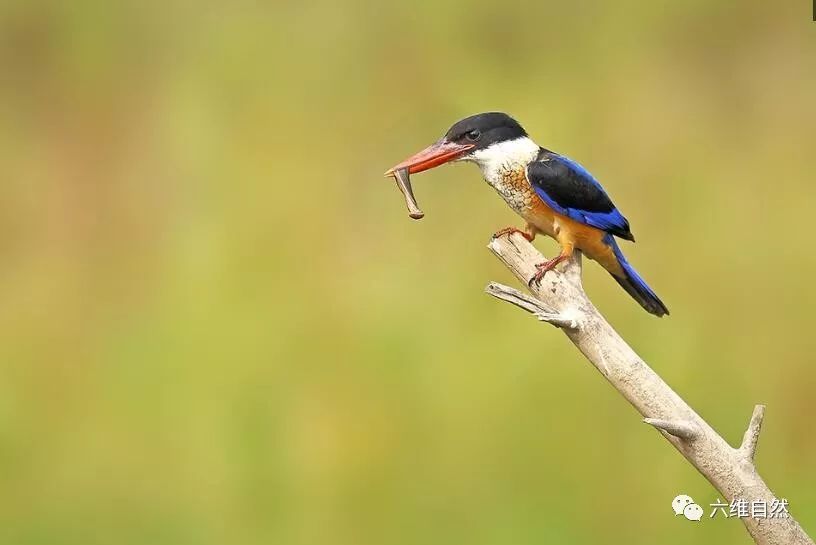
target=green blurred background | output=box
[1,1,814,544]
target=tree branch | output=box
[485,282,579,329]
[486,233,813,545]
[643,418,699,441]
[739,404,766,461]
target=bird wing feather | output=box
[526,150,634,241]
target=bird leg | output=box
[492,223,536,242]
[528,242,574,287]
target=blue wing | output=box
[526,150,634,241]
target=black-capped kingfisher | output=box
[385,112,669,317]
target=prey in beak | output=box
[384,139,475,176]
[384,138,475,220]
[391,167,424,220]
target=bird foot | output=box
[492,226,534,242]
[528,255,569,288]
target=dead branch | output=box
[485,233,813,545]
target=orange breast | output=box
[500,173,625,278]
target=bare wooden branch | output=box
[486,233,813,545]
[739,404,766,461]
[485,282,579,329]
[643,418,699,440]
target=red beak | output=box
[384,139,475,176]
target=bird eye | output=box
[465,129,481,141]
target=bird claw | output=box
[492,226,533,241]
[527,256,568,288]
[527,269,546,288]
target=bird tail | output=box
[604,235,669,317]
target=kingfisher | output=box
[385,112,669,317]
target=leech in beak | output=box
[391,167,424,220]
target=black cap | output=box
[444,112,527,151]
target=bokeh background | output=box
[1,1,815,544]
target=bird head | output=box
[385,112,529,176]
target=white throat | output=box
[465,137,540,186]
